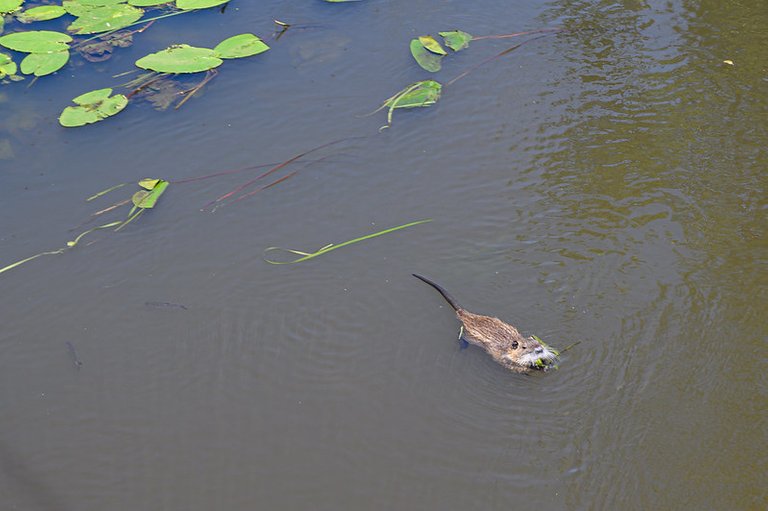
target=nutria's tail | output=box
[412,274,462,311]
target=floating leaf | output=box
[0,0,23,15]
[138,177,160,190]
[0,52,16,77]
[378,80,441,128]
[128,0,170,5]
[20,50,69,76]
[0,30,72,53]
[175,0,229,9]
[418,35,447,55]
[59,87,128,127]
[213,33,269,59]
[132,179,168,209]
[16,5,67,23]
[439,30,472,51]
[67,4,143,34]
[136,44,222,73]
[264,219,432,265]
[409,38,442,72]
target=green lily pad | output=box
[175,0,229,10]
[0,52,16,77]
[0,30,72,53]
[138,177,160,190]
[384,80,442,109]
[0,0,23,15]
[409,39,442,72]
[59,87,128,127]
[128,0,170,5]
[20,50,69,76]
[67,4,143,34]
[213,33,269,59]
[136,44,222,73]
[16,5,67,23]
[418,35,446,55]
[132,179,168,208]
[439,30,472,51]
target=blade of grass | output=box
[86,183,127,201]
[264,219,432,265]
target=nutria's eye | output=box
[511,340,518,349]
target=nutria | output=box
[412,274,558,373]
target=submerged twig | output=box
[175,69,218,110]
[447,33,552,86]
[471,27,563,41]
[202,137,364,211]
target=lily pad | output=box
[0,30,72,53]
[136,44,222,73]
[418,35,446,55]
[384,80,442,109]
[0,52,16,77]
[67,4,143,34]
[59,87,128,127]
[213,33,269,59]
[128,0,170,5]
[0,0,23,15]
[439,30,472,51]
[16,5,67,23]
[132,179,168,208]
[175,0,229,9]
[409,38,442,72]
[20,50,69,76]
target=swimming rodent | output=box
[412,274,558,373]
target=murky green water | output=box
[1,1,765,510]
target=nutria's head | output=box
[500,336,559,371]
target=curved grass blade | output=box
[0,220,122,276]
[264,219,432,265]
[86,182,127,201]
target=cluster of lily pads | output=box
[59,32,269,126]
[0,0,243,85]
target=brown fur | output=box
[413,274,557,373]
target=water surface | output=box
[1,1,765,510]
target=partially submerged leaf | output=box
[175,0,229,10]
[379,80,442,128]
[384,80,441,109]
[16,5,67,23]
[439,30,472,51]
[136,44,222,73]
[59,87,128,127]
[0,52,16,78]
[67,4,143,35]
[0,30,72,53]
[20,50,69,76]
[213,33,269,59]
[138,178,160,190]
[128,0,170,5]
[418,35,447,55]
[132,179,168,208]
[78,30,133,62]
[409,38,442,72]
[0,0,23,15]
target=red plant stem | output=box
[471,27,563,41]
[171,162,279,184]
[201,137,362,210]
[447,34,551,87]
[224,171,298,206]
